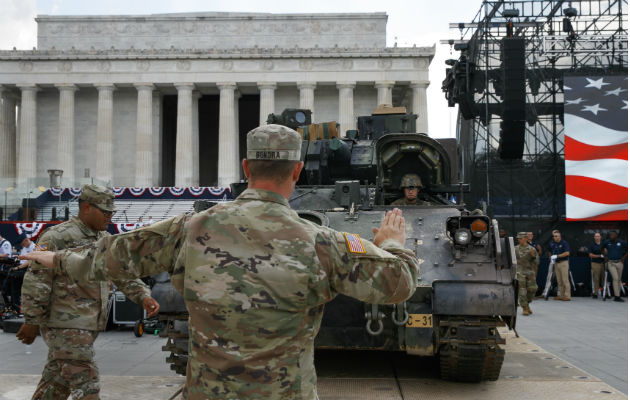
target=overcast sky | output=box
[0,0,484,138]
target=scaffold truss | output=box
[441,0,627,222]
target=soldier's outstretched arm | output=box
[21,214,190,283]
[318,209,419,305]
[21,230,58,327]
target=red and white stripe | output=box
[564,114,628,221]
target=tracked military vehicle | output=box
[153,106,518,382]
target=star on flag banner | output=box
[563,75,628,221]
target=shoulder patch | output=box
[343,232,366,254]
[37,243,48,251]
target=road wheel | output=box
[134,320,144,337]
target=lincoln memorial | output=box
[0,12,433,188]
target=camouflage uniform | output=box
[21,186,151,400]
[50,124,420,400]
[515,232,539,315]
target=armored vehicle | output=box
[152,106,518,382]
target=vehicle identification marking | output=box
[407,313,433,328]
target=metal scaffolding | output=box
[441,0,627,224]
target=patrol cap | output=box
[516,232,528,239]
[79,184,117,212]
[246,124,302,161]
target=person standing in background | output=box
[602,231,627,303]
[588,232,606,299]
[549,230,571,301]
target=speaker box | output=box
[112,291,145,325]
[499,38,526,159]
[498,120,525,159]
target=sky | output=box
[0,0,484,138]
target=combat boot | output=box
[522,306,532,316]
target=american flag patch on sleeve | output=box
[343,232,366,254]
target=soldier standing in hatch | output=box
[16,184,160,400]
[515,232,539,315]
[21,124,420,400]
[391,173,426,206]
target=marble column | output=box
[375,80,395,106]
[95,84,115,185]
[191,91,201,186]
[297,82,316,121]
[411,81,430,133]
[234,90,242,180]
[175,83,194,187]
[0,88,17,181]
[17,85,39,184]
[56,84,78,183]
[337,82,356,136]
[134,84,154,187]
[217,82,238,187]
[258,82,276,126]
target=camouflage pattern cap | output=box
[79,184,116,212]
[516,232,528,239]
[246,124,302,161]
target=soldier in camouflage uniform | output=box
[16,185,160,400]
[391,173,427,206]
[515,232,539,316]
[22,124,420,400]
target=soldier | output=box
[21,124,420,400]
[515,232,539,315]
[526,231,542,278]
[391,173,425,205]
[16,184,160,400]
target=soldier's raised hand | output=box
[372,208,406,246]
[19,250,55,267]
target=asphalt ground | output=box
[0,295,626,399]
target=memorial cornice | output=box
[0,46,435,61]
[36,12,387,22]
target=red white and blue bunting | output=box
[69,187,83,197]
[44,186,232,200]
[148,187,167,196]
[113,223,143,233]
[128,187,147,197]
[168,187,187,196]
[14,222,47,240]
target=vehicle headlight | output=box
[454,228,472,245]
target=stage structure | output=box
[441,0,627,236]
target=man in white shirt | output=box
[0,234,12,257]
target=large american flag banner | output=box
[563,76,628,221]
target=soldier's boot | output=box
[522,306,532,316]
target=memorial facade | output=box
[0,12,433,187]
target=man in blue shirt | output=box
[588,232,606,299]
[602,231,627,302]
[549,230,571,301]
